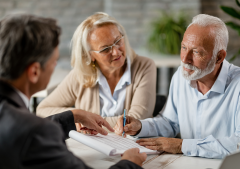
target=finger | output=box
[140,152,147,161]
[114,126,122,136]
[138,141,156,146]
[115,116,124,133]
[101,119,114,132]
[145,146,162,151]
[75,123,81,131]
[91,130,98,135]
[126,115,132,123]
[136,138,154,143]
[123,124,132,132]
[129,148,140,153]
[124,121,138,132]
[93,124,108,135]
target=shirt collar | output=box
[188,59,229,94]
[14,88,29,108]
[96,57,131,89]
[210,59,229,94]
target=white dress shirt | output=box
[137,60,240,159]
[14,88,29,108]
[97,58,131,117]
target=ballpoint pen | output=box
[122,109,126,137]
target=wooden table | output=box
[66,137,222,169]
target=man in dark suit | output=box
[0,14,146,169]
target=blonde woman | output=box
[37,12,156,131]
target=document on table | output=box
[69,130,158,156]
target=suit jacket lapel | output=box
[0,80,27,110]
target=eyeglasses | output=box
[91,36,124,56]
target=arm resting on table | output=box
[182,134,240,159]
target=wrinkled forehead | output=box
[88,24,122,49]
[182,24,215,50]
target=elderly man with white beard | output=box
[114,14,240,159]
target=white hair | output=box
[188,14,229,58]
[71,12,133,87]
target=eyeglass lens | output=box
[99,36,123,55]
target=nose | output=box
[111,45,120,56]
[181,50,193,64]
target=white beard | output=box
[181,56,216,81]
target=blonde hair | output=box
[71,12,133,88]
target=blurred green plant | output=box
[220,0,240,61]
[147,12,188,55]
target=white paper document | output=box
[69,130,158,156]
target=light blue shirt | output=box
[97,58,131,117]
[137,60,240,159]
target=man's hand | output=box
[114,115,142,137]
[121,148,147,166]
[75,123,99,135]
[72,109,114,135]
[136,137,183,154]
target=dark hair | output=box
[0,13,61,80]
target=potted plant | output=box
[147,12,188,55]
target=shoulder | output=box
[131,55,156,75]
[226,63,240,88]
[0,101,64,155]
[0,100,62,137]
[228,63,240,80]
[131,55,155,68]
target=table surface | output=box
[66,137,222,169]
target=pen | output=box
[122,109,126,137]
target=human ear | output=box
[90,52,96,62]
[26,62,41,84]
[216,50,226,64]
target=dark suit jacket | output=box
[0,80,142,169]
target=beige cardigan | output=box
[37,52,156,128]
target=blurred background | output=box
[0,0,239,111]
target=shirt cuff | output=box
[182,139,198,156]
[136,120,151,137]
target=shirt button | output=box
[113,101,117,105]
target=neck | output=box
[8,80,31,99]
[197,63,222,95]
[100,63,126,81]
[99,62,127,95]
[5,73,33,99]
